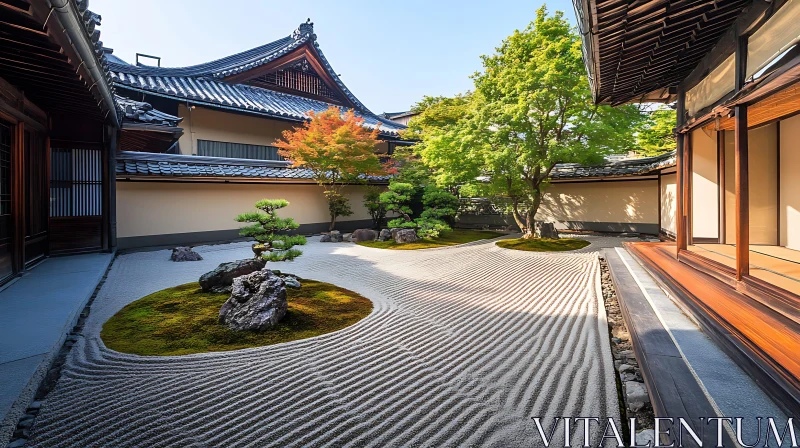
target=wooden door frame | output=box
[11,121,25,274]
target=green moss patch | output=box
[356,229,506,250]
[101,278,372,356]
[495,237,590,252]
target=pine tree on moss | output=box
[236,199,307,262]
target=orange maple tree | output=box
[275,106,390,230]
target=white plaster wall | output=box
[536,180,659,225]
[779,114,800,251]
[749,123,779,245]
[176,105,390,156]
[660,172,677,235]
[116,181,373,238]
[691,128,719,239]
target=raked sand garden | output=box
[28,235,630,447]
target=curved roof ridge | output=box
[108,35,299,77]
[110,20,407,136]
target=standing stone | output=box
[351,229,379,242]
[535,222,560,239]
[283,276,302,289]
[635,430,656,447]
[199,258,266,293]
[329,230,343,242]
[219,269,287,331]
[171,246,203,262]
[394,229,419,244]
[624,381,650,404]
[379,229,392,241]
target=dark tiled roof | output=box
[115,151,390,182]
[116,95,182,127]
[550,151,676,179]
[108,20,405,136]
[574,0,750,105]
[382,111,415,119]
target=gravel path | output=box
[28,235,629,447]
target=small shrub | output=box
[420,186,459,225]
[413,217,450,238]
[235,199,307,262]
[363,186,387,229]
[324,190,353,231]
[380,182,415,223]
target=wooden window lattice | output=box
[250,68,339,101]
[50,148,103,217]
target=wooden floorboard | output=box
[604,249,731,448]
[626,242,800,417]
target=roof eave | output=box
[49,0,119,125]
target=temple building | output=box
[576,0,800,418]
[108,20,406,248]
[0,0,118,284]
[109,19,405,159]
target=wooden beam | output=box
[718,130,727,244]
[734,104,749,280]
[687,132,693,245]
[680,0,779,92]
[0,75,47,132]
[735,34,748,91]
[221,43,356,109]
[776,122,781,247]
[676,132,687,253]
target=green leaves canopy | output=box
[635,107,677,156]
[404,7,647,235]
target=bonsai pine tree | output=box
[236,199,307,262]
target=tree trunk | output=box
[510,200,528,235]
[521,190,542,239]
[329,214,337,231]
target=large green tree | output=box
[406,7,646,237]
[635,107,677,156]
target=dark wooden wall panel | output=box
[49,216,102,254]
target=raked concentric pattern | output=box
[28,236,629,448]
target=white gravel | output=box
[28,235,631,447]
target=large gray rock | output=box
[378,229,392,241]
[171,246,202,262]
[219,269,287,332]
[320,230,343,243]
[351,228,378,242]
[535,222,560,239]
[394,229,419,244]
[199,258,266,293]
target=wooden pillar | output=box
[676,132,687,252]
[734,104,749,280]
[11,122,25,273]
[718,130,726,244]
[686,132,693,245]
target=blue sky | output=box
[92,0,577,114]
